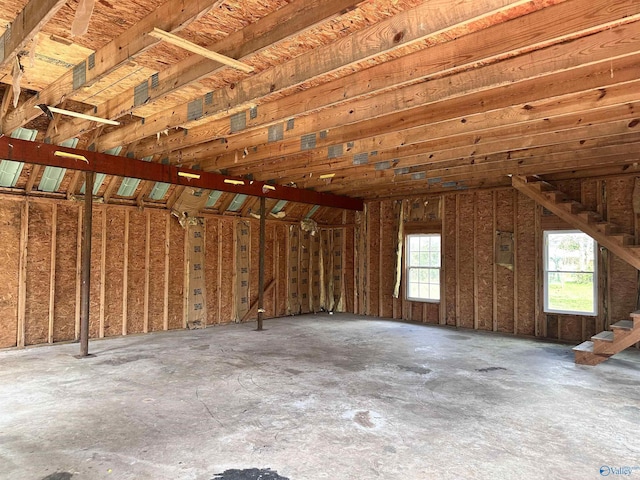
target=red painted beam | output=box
[0,136,363,211]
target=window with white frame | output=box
[406,234,441,302]
[544,230,597,316]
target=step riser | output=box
[593,330,640,355]
[574,350,610,366]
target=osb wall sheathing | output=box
[103,209,125,337]
[127,210,147,334]
[148,210,167,332]
[89,208,103,339]
[25,202,52,346]
[0,199,21,348]
[168,217,185,330]
[53,204,79,343]
[357,178,640,345]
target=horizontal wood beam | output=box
[147,28,254,73]
[3,0,225,134]
[143,3,640,163]
[47,0,365,145]
[0,137,363,210]
[290,115,640,190]
[0,0,68,68]
[93,0,531,152]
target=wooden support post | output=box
[48,204,57,344]
[17,201,29,348]
[257,197,266,331]
[79,171,94,357]
[143,210,151,333]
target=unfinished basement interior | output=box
[1,0,640,479]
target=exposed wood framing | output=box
[99,208,107,338]
[143,210,151,333]
[16,201,28,348]
[163,213,170,331]
[3,0,226,134]
[48,204,57,343]
[0,0,68,69]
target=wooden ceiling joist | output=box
[93,0,531,153]
[46,0,365,146]
[0,136,363,210]
[2,0,225,135]
[0,0,68,69]
[135,0,640,162]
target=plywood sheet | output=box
[495,190,515,333]
[320,229,332,311]
[167,216,184,330]
[89,208,103,339]
[444,194,457,326]
[475,192,493,331]
[559,315,582,342]
[367,201,381,316]
[379,201,396,318]
[310,231,322,312]
[0,199,21,348]
[127,210,146,334]
[516,194,536,336]
[457,194,475,329]
[148,210,166,331]
[25,202,52,346]
[53,204,79,342]
[103,208,125,337]
[265,224,276,318]
[607,177,637,322]
[332,229,344,311]
[275,223,288,317]
[344,226,355,314]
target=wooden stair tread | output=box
[592,331,614,342]
[573,341,596,352]
[611,320,634,331]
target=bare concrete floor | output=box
[1,313,640,480]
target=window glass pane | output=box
[406,234,441,302]
[547,272,594,314]
[429,285,440,301]
[546,232,594,272]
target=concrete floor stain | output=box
[212,468,289,480]
[41,473,72,480]
[475,367,507,373]
[398,365,431,375]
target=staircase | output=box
[512,175,640,365]
[573,312,640,365]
